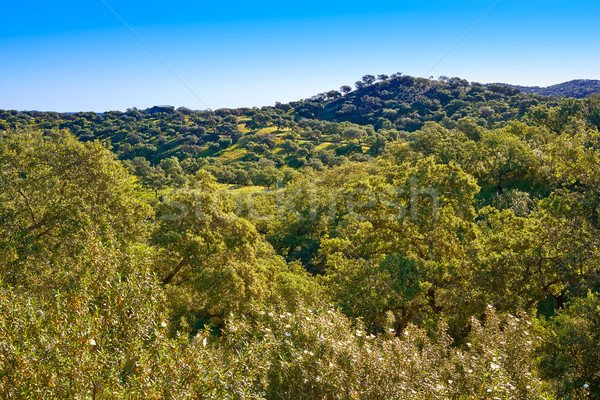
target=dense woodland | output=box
[2,74,600,399]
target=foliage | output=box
[194,304,548,399]
[538,292,600,399]
[0,129,151,292]
[151,170,322,329]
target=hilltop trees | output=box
[362,74,376,86]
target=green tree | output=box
[340,85,352,95]
[151,171,316,328]
[0,129,151,291]
[476,189,600,314]
[322,157,480,333]
[539,292,600,399]
[281,139,300,155]
[342,126,367,142]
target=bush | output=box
[539,292,600,399]
[216,304,548,399]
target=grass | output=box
[216,146,248,163]
[315,143,336,151]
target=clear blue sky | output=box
[1,0,598,112]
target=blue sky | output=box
[1,0,598,112]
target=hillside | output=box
[497,79,600,98]
[291,74,556,128]
[3,74,598,193]
[0,74,563,189]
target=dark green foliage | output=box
[507,79,600,98]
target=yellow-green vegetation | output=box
[215,145,248,162]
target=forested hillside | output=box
[2,74,600,399]
[506,79,600,98]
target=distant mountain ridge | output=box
[491,79,600,99]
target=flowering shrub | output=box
[0,273,550,400]
[217,304,548,399]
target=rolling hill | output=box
[494,79,600,98]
